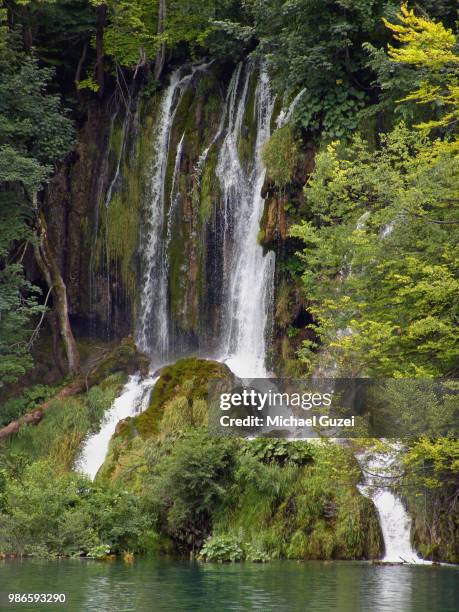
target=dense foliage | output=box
[0,460,150,557]
[289,6,458,378]
[0,17,74,385]
[0,0,457,566]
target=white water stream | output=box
[136,69,189,361]
[216,63,275,378]
[77,375,158,480]
[357,447,426,564]
[136,64,208,363]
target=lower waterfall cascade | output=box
[357,447,427,564]
[77,62,426,564]
[77,375,158,480]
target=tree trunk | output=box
[48,310,67,376]
[34,213,80,376]
[154,0,167,80]
[23,7,33,50]
[95,4,107,96]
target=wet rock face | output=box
[258,138,317,375]
[43,102,123,337]
[42,62,314,369]
[259,192,288,247]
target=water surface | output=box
[1,558,457,611]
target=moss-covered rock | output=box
[97,357,233,485]
[166,66,226,342]
[213,441,383,560]
[135,358,232,439]
[87,336,150,386]
[405,488,458,564]
[262,125,300,188]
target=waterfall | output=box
[133,61,278,375]
[105,105,131,209]
[135,65,213,362]
[77,375,157,480]
[136,69,191,362]
[79,61,428,563]
[216,64,276,377]
[276,88,307,128]
[357,447,426,564]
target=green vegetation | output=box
[0,460,150,558]
[97,427,383,560]
[135,358,231,438]
[262,125,300,188]
[402,437,459,562]
[0,50,74,385]
[199,145,220,222]
[0,0,458,568]
[0,385,54,428]
[290,7,458,378]
[2,372,125,469]
[291,126,458,377]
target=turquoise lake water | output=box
[0,558,457,611]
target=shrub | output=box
[144,430,237,550]
[199,535,243,562]
[0,460,151,557]
[243,438,314,466]
[0,385,54,427]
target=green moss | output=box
[237,70,258,169]
[88,336,150,386]
[165,68,226,334]
[168,227,188,326]
[97,431,148,489]
[405,483,459,563]
[134,358,232,439]
[94,95,160,309]
[200,145,220,222]
[262,125,300,187]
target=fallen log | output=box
[0,337,149,440]
[0,380,85,439]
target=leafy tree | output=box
[0,197,42,387]
[0,41,77,381]
[291,6,458,376]
[291,125,459,376]
[404,436,459,490]
[243,0,398,137]
[383,3,459,149]
[92,0,158,71]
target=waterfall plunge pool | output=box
[0,558,457,611]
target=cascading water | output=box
[216,63,276,378]
[77,375,157,480]
[81,65,423,564]
[135,63,211,361]
[78,62,276,478]
[136,68,195,363]
[276,88,307,128]
[357,446,426,564]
